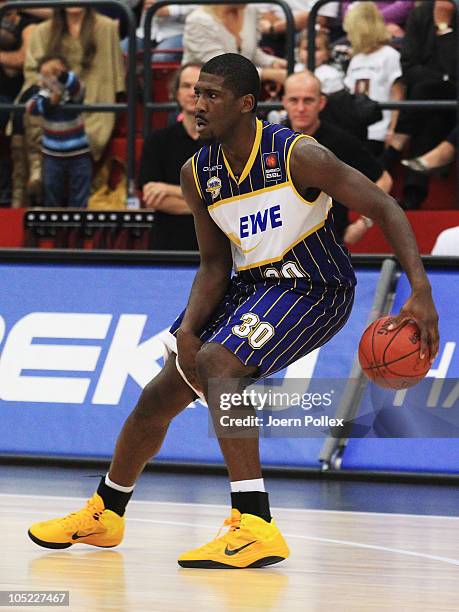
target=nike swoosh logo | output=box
[241,240,262,254]
[224,541,256,556]
[225,232,262,254]
[71,531,101,540]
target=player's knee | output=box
[195,343,248,382]
[132,379,170,424]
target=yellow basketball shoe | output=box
[178,509,289,569]
[28,493,125,550]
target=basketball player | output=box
[28,54,439,569]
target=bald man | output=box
[282,71,393,245]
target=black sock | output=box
[97,477,133,517]
[231,491,271,523]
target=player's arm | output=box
[176,158,233,390]
[290,139,439,361]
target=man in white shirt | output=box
[431,226,459,255]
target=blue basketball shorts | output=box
[165,278,354,388]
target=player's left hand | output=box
[388,286,439,362]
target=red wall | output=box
[348,210,459,254]
[0,209,24,247]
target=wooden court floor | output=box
[1,493,458,611]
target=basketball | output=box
[358,316,431,390]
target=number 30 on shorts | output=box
[232,312,275,349]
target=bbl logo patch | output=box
[206,176,222,200]
[263,151,282,181]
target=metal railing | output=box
[0,0,137,197]
[319,258,398,470]
[1,0,458,206]
[142,0,296,138]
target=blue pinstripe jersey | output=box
[191,119,356,291]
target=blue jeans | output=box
[43,154,92,208]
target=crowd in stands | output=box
[0,0,457,249]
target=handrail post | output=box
[319,258,398,470]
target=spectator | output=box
[0,3,38,130]
[0,3,42,207]
[258,0,337,56]
[431,226,459,255]
[341,1,414,39]
[182,5,287,86]
[100,0,143,40]
[26,54,91,208]
[384,0,457,209]
[402,126,457,174]
[295,30,344,94]
[138,63,202,250]
[282,71,392,244]
[268,30,343,125]
[132,0,196,62]
[16,6,124,205]
[343,1,404,158]
[327,0,415,39]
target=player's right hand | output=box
[176,329,204,393]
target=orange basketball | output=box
[358,316,431,390]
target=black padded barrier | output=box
[0,248,457,482]
[0,248,457,270]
